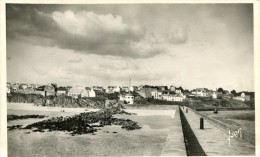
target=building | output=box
[151,91,163,99]
[94,90,105,97]
[92,86,104,91]
[68,86,89,98]
[233,93,250,102]
[137,85,143,91]
[192,88,209,97]
[87,88,96,97]
[11,85,19,92]
[162,93,186,102]
[156,86,168,91]
[129,86,138,92]
[137,85,157,98]
[172,94,186,102]
[106,86,121,93]
[170,85,176,91]
[36,83,57,96]
[30,84,39,89]
[175,87,183,94]
[19,84,28,90]
[120,93,134,104]
[14,88,35,94]
[7,84,11,94]
[212,91,218,99]
[121,86,130,92]
[57,87,67,96]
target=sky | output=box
[6,4,254,91]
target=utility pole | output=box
[129,76,131,87]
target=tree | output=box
[178,86,184,92]
[231,90,236,95]
[217,88,224,93]
[184,89,190,93]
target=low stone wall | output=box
[190,108,255,146]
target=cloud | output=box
[6,5,188,59]
[68,57,82,63]
[90,63,161,81]
[168,27,189,44]
[63,61,161,82]
[52,10,133,36]
[95,63,139,71]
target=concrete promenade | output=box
[180,107,255,156]
[161,108,187,156]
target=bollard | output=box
[200,118,204,129]
[186,108,188,113]
[213,107,218,114]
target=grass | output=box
[198,110,255,133]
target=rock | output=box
[21,108,141,135]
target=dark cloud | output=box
[6,4,187,59]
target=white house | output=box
[129,86,138,92]
[192,88,209,97]
[114,86,121,93]
[7,84,10,94]
[19,84,28,90]
[233,93,250,102]
[120,93,134,104]
[68,86,89,98]
[212,91,218,99]
[57,87,67,95]
[106,86,121,93]
[87,88,96,97]
[172,94,186,102]
[162,93,185,102]
[151,91,163,99]
[170,85,176,91]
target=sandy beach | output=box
[8,103,99,113]
[8,103,177,156]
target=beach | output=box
[8,103,177,156]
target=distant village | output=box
[6,82,252,105]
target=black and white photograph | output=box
[0,0,259,156]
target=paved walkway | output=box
[161,108,187,156]
[180,107,255,156]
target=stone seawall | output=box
[160,107,187,156]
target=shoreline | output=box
[7,102,99,113]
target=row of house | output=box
[7,83,97,98]
[233,93,251,102]
[105,86,139,93]
[137,85,186,102]
[190,88,251,102]
[7,82,251,102]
